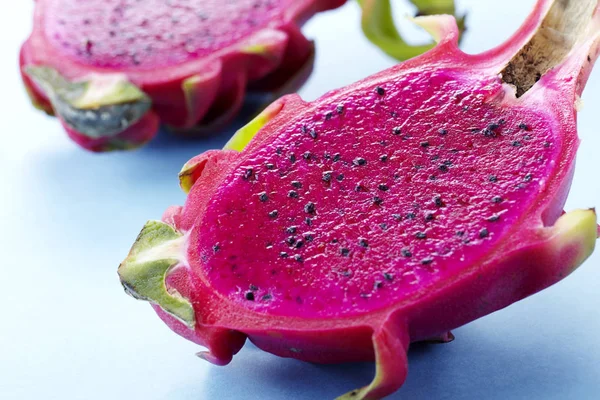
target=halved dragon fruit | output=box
[119,0,599,398]
[19,0,347,152]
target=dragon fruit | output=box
[19,0,347,152]
[118,0,599,398]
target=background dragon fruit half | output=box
[20,0,347,152]
[20,0,462,153]
[118,0,598,399]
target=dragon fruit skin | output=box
[19,0,346,152]
[119,1,599,399]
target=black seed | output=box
[439,164,449,172]
[262,294,272,301]
[544,141,551,148]
[456,230,465,237]
[280,252,289,258]
[301,125,308,133]
[434,196,444,207]
[308,129,318,139]
[295,240,304,249]
[379,155,388,162]
[288,190,299,199]
[429,175,437,181]
[487,214,500,222]
[245,292,255,301]
[438,129,448,136]
[420,141,430,148]
[401,248,412,257]
[304,233,314,242]
[353,157,367,166]
[380,223,388,230]
[340,248,350,256]
[392,214,402,221]
[286,237,297,246]
[378,184,389,191]
[294,254,303,262]
[336,174,344,181]
[392,126,402,135]
[489,175,498,183]
[286,226,297,234]
[416,232,427,239]
[390,111,398,117]
[359,239,369,248]
[276,147,282,154]
[249,284,258,291]
[421,258,434,265]
[479,228,489,238]
[492,196,503,203]
[243,168,253,180]
[290,154,297,163]
[337,105,345,114]
[524,134,532,141]
[406,213,416,220]
[355,185,365,192]
[425,213,435,221]
[325,112,333,120]
[265,163,275,170]
[331,238,339,243]
[303,151,311,160]
[443,160,453,166]
[374,280,383,289]
[305,217,312,226]
[524,173,532,182]
[512,141,522,147]
[258,192,268,202]
[268,210,278,219]
[383,272,394,281]
[212,244,220,253]
[373,197,383,206]
[333,153,341,162]
[292,181,302,188]
[519,123,529,130]
[322,171,333,182]
[376,86,385,96]
[304,202,316,214]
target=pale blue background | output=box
[1,1,599,399]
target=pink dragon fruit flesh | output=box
[19,0,347,152]
[118,0,599,398]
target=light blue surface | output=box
[1,1,599,399]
